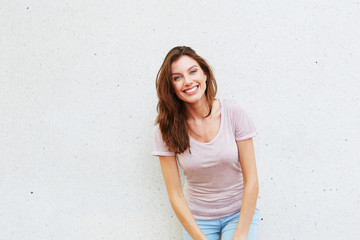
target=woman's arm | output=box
[232,138,259,240]
[159,156,208,240]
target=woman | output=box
[153,46,260,240]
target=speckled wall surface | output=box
[1,0,359,239]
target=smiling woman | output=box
[170,56,207,104]
[153,46,260,240]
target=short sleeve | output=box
[228,100,257,141]
[153,125,176,157]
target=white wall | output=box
[1,0,359,239]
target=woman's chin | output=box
[181,94,207,105]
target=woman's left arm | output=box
[232,138,259,240]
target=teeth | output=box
[185,86,198,93]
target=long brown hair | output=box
[155,46,217,154]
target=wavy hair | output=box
[155,46,217,154]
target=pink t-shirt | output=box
[153,99,258,220]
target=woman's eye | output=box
[173,76,181,81]
[190,70,197,74]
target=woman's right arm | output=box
[159,155,207,240]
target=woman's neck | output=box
[185,97,214,120]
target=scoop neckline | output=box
[189,99,223,145]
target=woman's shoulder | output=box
[221,98,244,111]
[222,98,240,105]
[220,99,253,122]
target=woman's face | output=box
[170,55,207,105]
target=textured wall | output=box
[1,0,359,239]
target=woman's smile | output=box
[183,85,199,95]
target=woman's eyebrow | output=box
[171,65,198,75]
[187,65,198,70]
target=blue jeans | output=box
[183,209,260,240]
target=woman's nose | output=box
[184,75,192,85]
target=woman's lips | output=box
[183,86,199,95]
